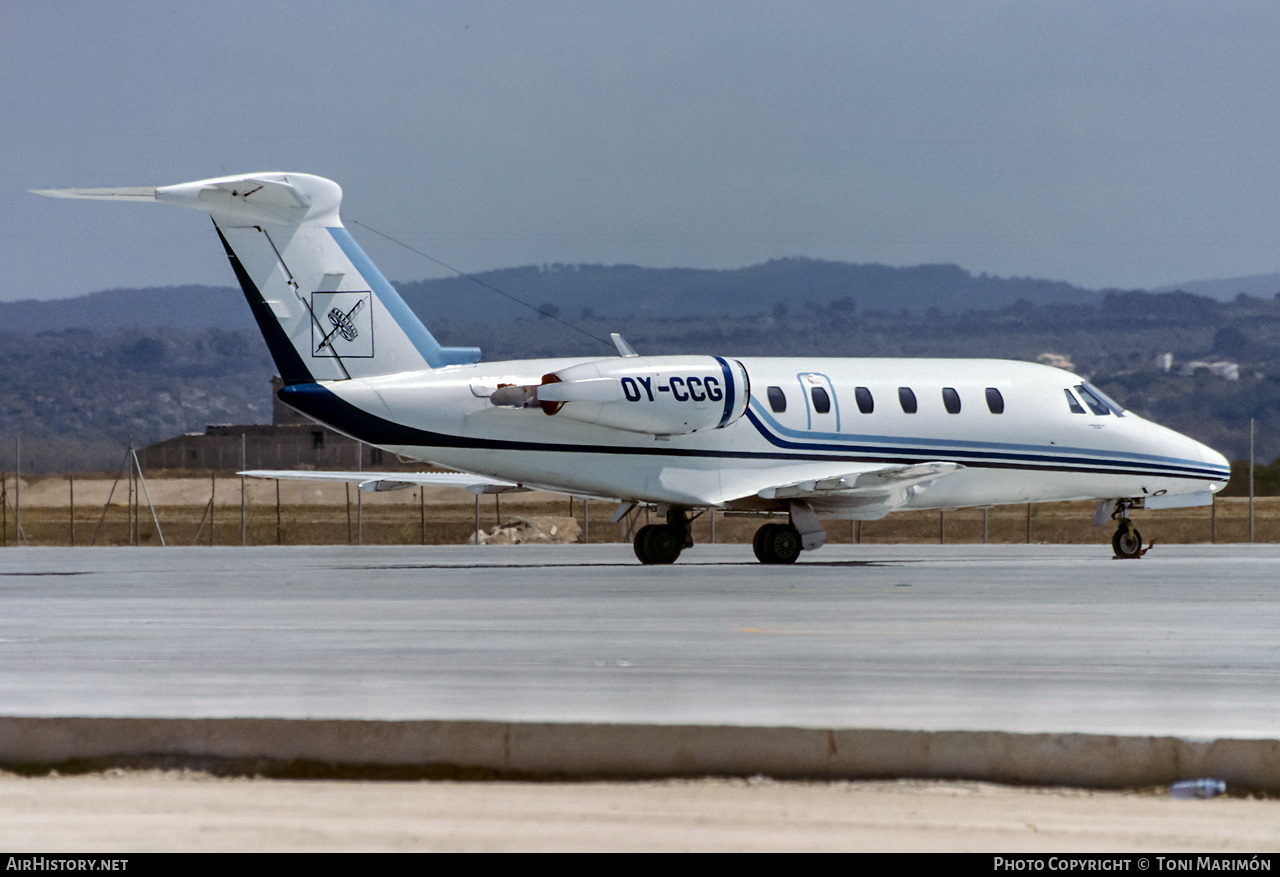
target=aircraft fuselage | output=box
[278,355,1228,516]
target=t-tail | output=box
[32,173,480,383]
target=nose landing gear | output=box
[1112,519,1144,559]
[1110,499,1145,559]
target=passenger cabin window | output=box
[1064,389,1086,414]
[985,387,1004,414]
[898,387,917,414]
[767,386,787,413]
[942,387,961,414]
[855,386,874,414]
[810,386,831,414]
[1074,383,1111,416]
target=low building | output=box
[1177,360,1240,380]
[139,376,430,472]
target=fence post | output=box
[240,434,246,547]
[1249,418,1255,544]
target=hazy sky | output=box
[9,1,1280,302]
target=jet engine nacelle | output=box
[533,356,749,436]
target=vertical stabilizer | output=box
[33,172,480,383]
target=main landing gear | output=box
[633,508,694,565]
[752,503,824,564]
[1110,499,1144,559]
[632,501,825,565]
[752,521,802,564]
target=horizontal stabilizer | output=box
[30,186,157,201]
[36,173,338,226]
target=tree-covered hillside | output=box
[2,259,1100,333]
[3,279,1278,475]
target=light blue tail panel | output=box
[327,227,479,368]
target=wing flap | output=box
[756,461,962,500]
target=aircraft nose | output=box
[1178,431,1231,485]
[1202,441,1231,481]
[1146,419,1230,485]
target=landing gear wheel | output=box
[770,524,802,564]
[752,523,778,563]
[1112,522,1143,559]
[634,524,683,564]
[753,522,802,564]
[647,524,684,564]
[633,525,657,564]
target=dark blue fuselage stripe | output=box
[714,356,735,429]
[747,400,1224,474]
[743,410,1225,479]
[280,383,1223,483]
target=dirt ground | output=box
[2,771,1276,852]
[1,473,1272,547]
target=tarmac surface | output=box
[1,542,1277,737]
[4,542,1280,851]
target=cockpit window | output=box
[942,387,961,414]
[1080,381,1125,417]
[1074,383,1112,416]
[854,386,874,414]
[985,387,1004,414]
[810,386,831,414]
[898,387,917,414]
[767,386,787,413]
[1064,389,1086,414]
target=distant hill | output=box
[1153,273,1280,302]
[2,259,1103,334]
[396,259,1102,323]
[1,285,252,334]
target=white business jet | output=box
[34,173,1230,563]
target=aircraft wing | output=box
[239,470,529,494]
[753,462,963,518]
[756,461,962,499]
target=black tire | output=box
[753,523,779,563]
[645,524,684,564]
[770,524,802,564]
[633,524,657,564]
[1112,524,1143,559]
[754,523,802,564]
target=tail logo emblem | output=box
[311,292,374,358]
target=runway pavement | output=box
[1,543,1278,786]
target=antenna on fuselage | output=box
[611,333,639,357]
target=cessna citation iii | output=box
[34,172,1230,564]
